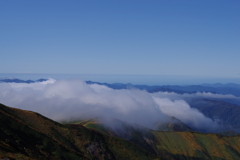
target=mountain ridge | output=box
[1,103,240,159]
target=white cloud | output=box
[152,91,239,100]
[0,79,226,131]
[153,97,218,131]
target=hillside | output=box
[1,103,240,159]
[189,99,240,132]
[74,119,240,160]
[0,103,156,160]
[156,117,193,132]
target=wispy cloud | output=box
[152,91,239,100]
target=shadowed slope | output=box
[0,103,158,160]
[189,99,240,128]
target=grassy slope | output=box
[77,120,240,160]
[156,117,193,132]
[0,104,87,160]
[0,103,157,160]
[1,103,240,160]
[152,131,240,160]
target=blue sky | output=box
[1,0,240,78]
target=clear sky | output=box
[1,0,239,78]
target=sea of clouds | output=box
[0,78,238,132]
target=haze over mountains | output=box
[1,78,240,134]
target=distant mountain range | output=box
[0,78,48,83]
[86,80,240,97]
[1,78,240,96]
[188,99,240,132]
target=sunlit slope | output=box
[152,131,240,160]
[0,103,158,160]
[76,119,240,160]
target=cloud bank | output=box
[152,91,239,100]
[0,79,231,132]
